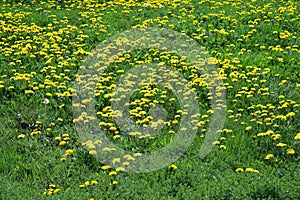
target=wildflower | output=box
[112,180,118,185]
[271,134,281,140]
[91,180,98,185]
[25,90,34,94]
[169,164,177,170]
[245,126,252,131]
[94,140,102,145]
[89,150,97,155]
[66,149,73,154]
[112,158,120,164]
[134,153,142,157]
[101,165,111,170]
[235,168,244,172]
[294,133,300,140]
[59,141,66,146]
[276,143,287,147]
[219,29,228,35]
[286,112,295,117]
[287,149,295,155]
[43,98,49,104]
[245,168,253,172]
[109,171,117,176]
[53,189,60,194]
[220,145,226,150]
[102,147,115,151]
[124,154,135,161]
[264,154,274,160]
[17,134,25,139]
[245,168,259,173]
[113,135,120,139]
[116,167,125,172]
[54,136,61,140]
[213,141,220,145]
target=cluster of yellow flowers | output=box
[43,184,60,196]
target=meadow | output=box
[0,0,299,199]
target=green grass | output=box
[0,0,299,199]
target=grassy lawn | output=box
[0,0,299,199]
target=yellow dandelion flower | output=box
[245,126,252,131]
[111,180,118,185]
[89,150,97,155]
[62,133,69,137]
[271,134,281,140]
[53,189,60,194]
[101,165,111,170]
[219,29,228,35]
[134,153,142,157]
[213,141,220,145]
[109,126,117,131]
[124,155,135,161]
[17,134,25,139]
[286,112,295,117]
[113,158,120,163]
[54,136,61,141]
[113,135,120,139]
[109,171,117,176]
[116,167,125,172]
[245,168,254,172]
[287,149,295,155]
[94,140,102,145]
[123,162,130,166]
[86,143,95,149]
[276,143,287,147]
[59,141,66,146]
[46,93,52,97]
[264,154,274,160]
[102,147,112,151]
[294,133,300,140]
[169,164,177,170]
[235,168,244,172]
[25,90,34,94]
[91,180,98,185]
[66,149,73,154]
